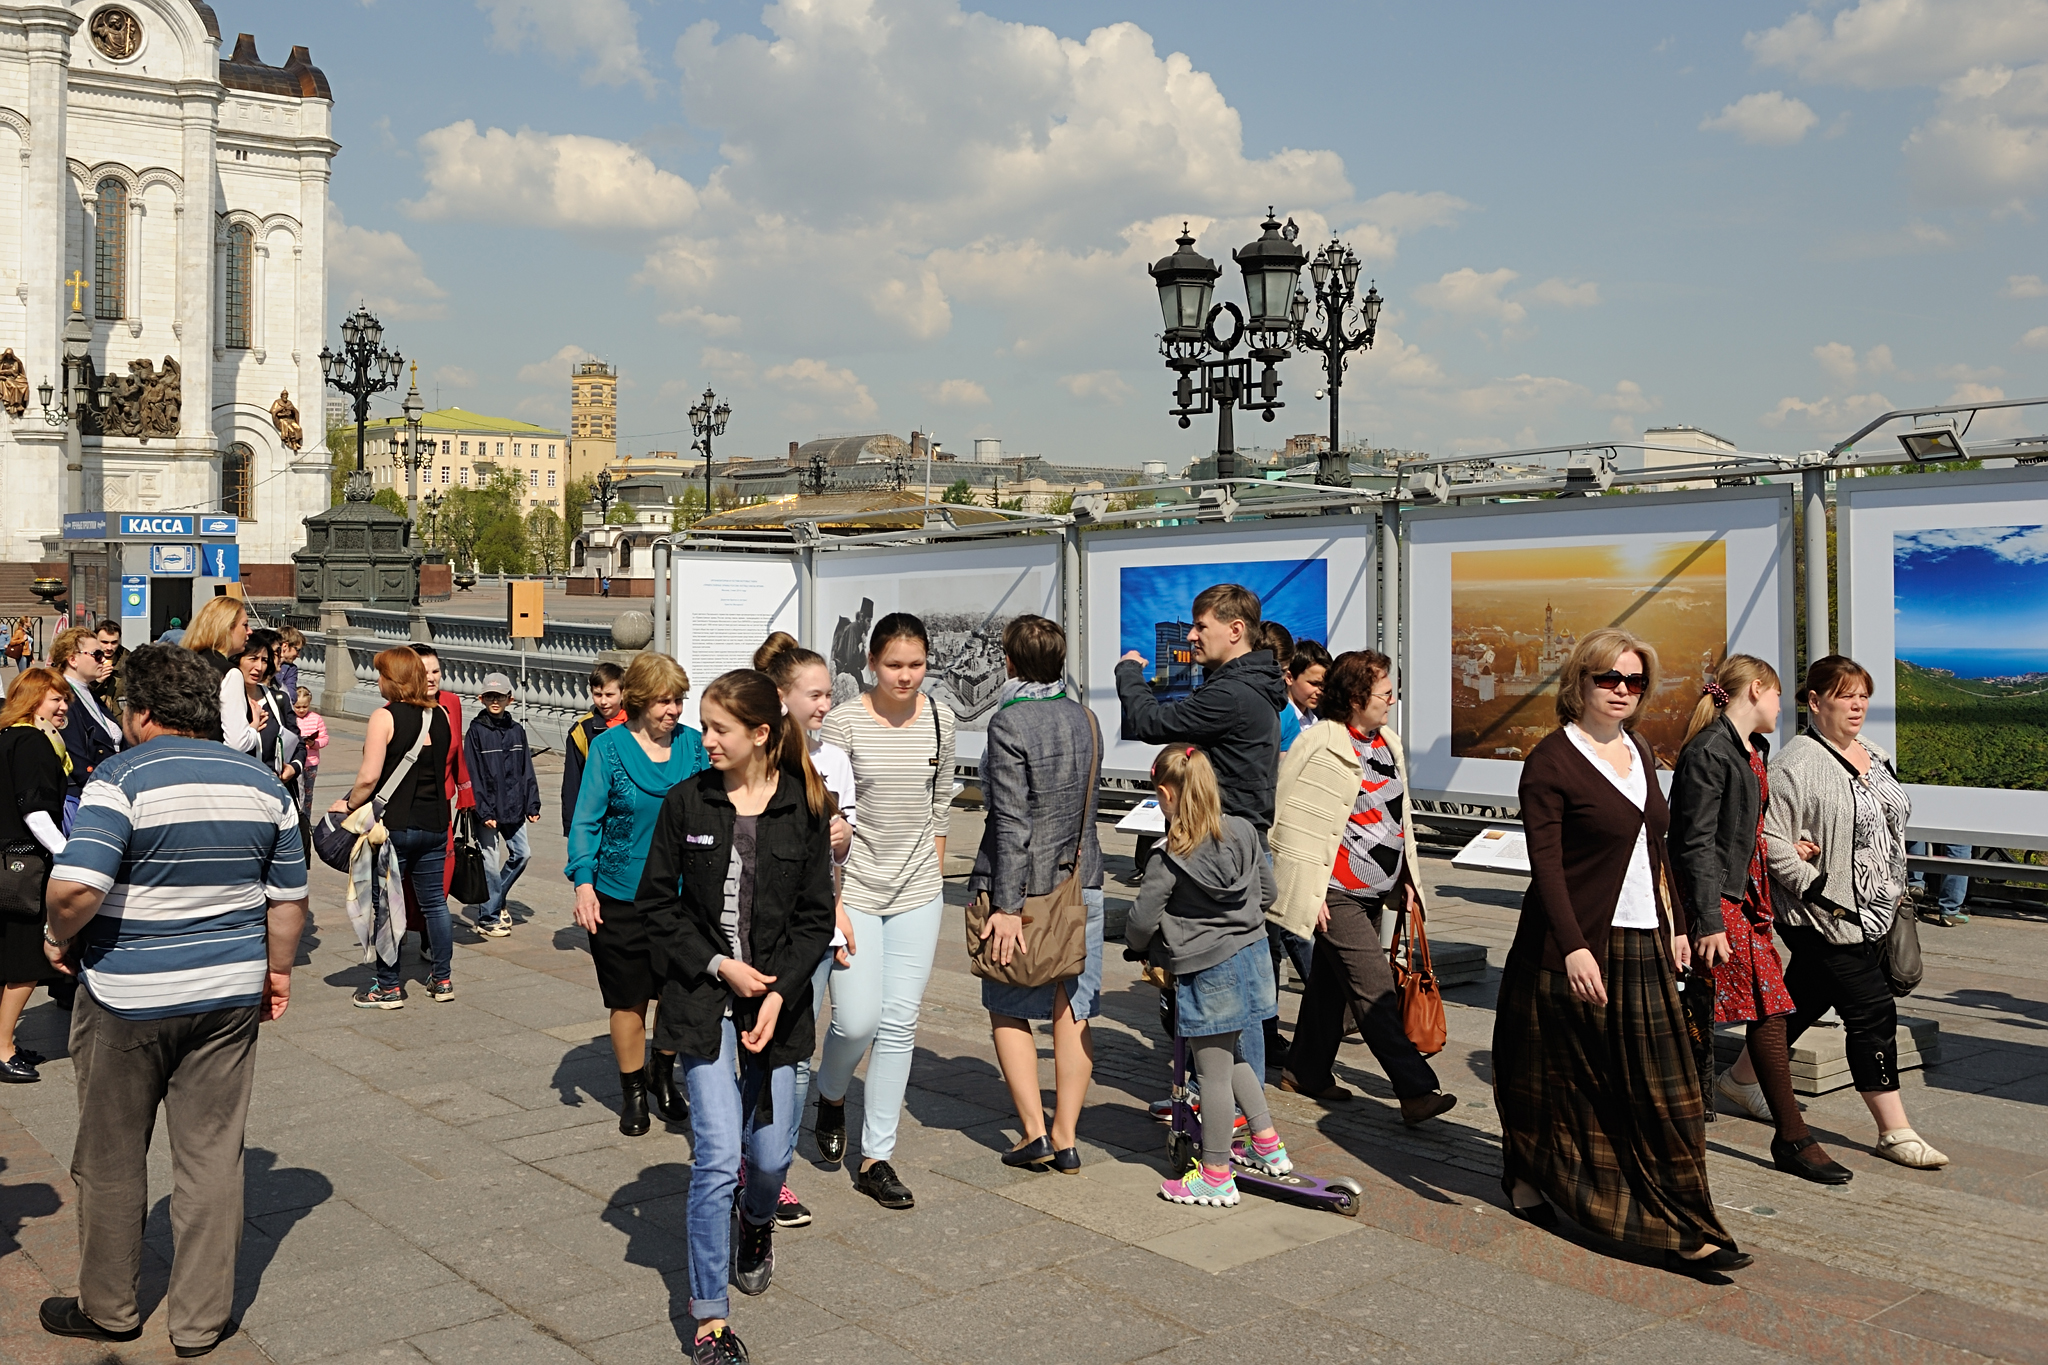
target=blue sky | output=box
[242,0,2048,467]
[1119,559,1327,661]
[1895,525,2048,664]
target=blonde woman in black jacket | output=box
[635,669,835,1365]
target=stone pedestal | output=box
[293,499,422,609]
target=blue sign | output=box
[201,543,240,579]
[121,576,147,618]
[121,514,194,537]
[149,543,197,576]
[199,515,238,538]
[63,511,109,539]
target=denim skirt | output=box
[1174,935,1277,1038]
[982,888,1105,1022]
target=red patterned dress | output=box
[1712,747,1795,1023]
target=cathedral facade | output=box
[0,0,333,574]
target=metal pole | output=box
[1379,501,1400,661]
[1063,520,1085,706]
[1802,466,1830,671]
[1214,370,1238,483]
[653,538,671,656]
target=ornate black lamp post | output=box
[39,280,109,426]
[1149,211,1305,482]
[399,363,434,522]
[320,303,404,502]
[689,387,730,516]
[1289,239,1382,487]
[593,466,617,524]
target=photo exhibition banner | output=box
[1082,514,1377,781]
[669,552,802,729]
[1403,486,1794,804]
[812,537,1063,765]
[1839,466,2048,847]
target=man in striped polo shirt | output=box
[37,644,308,1359]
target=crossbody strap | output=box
[371,712,433,806]
[929,694,943,801]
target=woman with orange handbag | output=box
[1269,650,1456,1124]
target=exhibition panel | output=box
[669,551,803,728]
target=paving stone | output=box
[407,1311,592,1365]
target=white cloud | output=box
[1057,370,1133,403]
[764,357,878,424]
[698,348,757,388]
[1897,524,2048,563]
[1416,268,1525,324]
[2021,324,2048,348]
[476,0,656,92]
[919,378,992,407]
[659,306,743,336]
[434,365,477,389]
[1903,63,2048,204]
[326,205,447,320]
[1812,341,1896,385]
[2007,273,2048,297]
[1524,278,1601,308]
[1700,91,1820,145]
[408,122,699,230]
[1760,391,1895,430]
[517,344,596,387]
[1595,380,1659,414]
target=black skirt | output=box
[1493,927,1731,1253]
[590,892,664,1009]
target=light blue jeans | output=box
[786,950,836,1159]
[1907,842,1971,914]
[815,891,944,1163]
[478,822,531,922]
[682,1018,795,1324]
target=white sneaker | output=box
[1715,1072,1774,1123]
[1876,1128,1949,1169]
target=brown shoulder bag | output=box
[1386,892,1448,1057]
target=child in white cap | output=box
[464,671,540,935]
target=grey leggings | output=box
[1191,1032,1270,1167]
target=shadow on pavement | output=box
[0,1154,62,1256]
[605,1165,694,1351]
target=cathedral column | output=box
[176,84,217,446]
[13,5,79,558]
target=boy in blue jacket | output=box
[465,671,541,936]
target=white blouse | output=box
[1565,723,1660,930]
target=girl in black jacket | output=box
[635,669,835,1365]
[1669,654,1849,1185]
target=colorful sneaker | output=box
[774,1184,812,1228]
[691,1325,749,1365]
[1232,1132,1293,1176]
[1160,1165,1240,1206]
[475,917,511,938]
[429,977,455,1002]
[351,984,405,1010]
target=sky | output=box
[237,0,2048,469]
[1894,525,2048,666]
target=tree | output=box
[439,470,525,570]
[526,506,565,575]
[942,478,974,504]
[606,502,639,526]
[673,486,706,527]
[1000,497,1024,511]
[476,515,532,574]
[327,425,356,506]
[1046,492,1076,516]
[371,488,407,519]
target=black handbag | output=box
[310,723,431,874]
[449,809,491,906]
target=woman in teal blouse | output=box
[567,651,708,1135]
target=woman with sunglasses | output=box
[52,627,121,831]
[1493,628,1747,1279]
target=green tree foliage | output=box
[942,478,975,504]
[475,515,533,575]
[606,502,639,525]
[371,488,407,519]
[526,506,565,575]
[1893,660,2048,792]
[438,471,527,570]
[1046,492,1076,516]
[999,497,1024,511]
[327,425,356,506]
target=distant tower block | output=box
[569,359,618,485]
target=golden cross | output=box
[64,270,89,311]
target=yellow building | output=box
[357,408,569,516]
[569,360,618,484]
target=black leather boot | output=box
[648,1051,684,1122]
[814,1097,847,1164]
[619,1069,650,1136]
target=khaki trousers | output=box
[69,990,258,1349]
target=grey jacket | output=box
[1764,730,1904,946]
[1125,814,1276,975]
[967,695,1104,910]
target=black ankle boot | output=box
[814,1097,846,1164]
[619,1069,650,1136]
[648,1052,683,1122]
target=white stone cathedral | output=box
[0,0,332,569]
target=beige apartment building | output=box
[357,407,568,515]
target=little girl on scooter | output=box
[1126,744,1291,1207]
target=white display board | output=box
[812,537,1063,764]
[669,551,803,729]
[1839,467,2048,848]
[1082,514,1377,781]
[1403,486,1794,804]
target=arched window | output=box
[94,180,127,321]
[617,538,632,570]
[223,223,253,349]
[221,443,253,519]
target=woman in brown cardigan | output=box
[1493,627,1748,1278]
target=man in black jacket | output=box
[560,661,625,835]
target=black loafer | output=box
[853,1159,914,1209]
[39,1297,142,1344]
[14,1047,46,1067]
[0,1053,38,1083]
[1665,1246,1754,1279]
[1772,1135,1854,1185]
[1002,1136,1055,1169]
[1051,1146,1081,1175]
[175,1319,241,1358]
[1509,1200,1557,1228]
[814,1098,847,1165]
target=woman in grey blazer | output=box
[968,615,1103,1174]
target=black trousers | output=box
[1285,887,1440,1100]
[1781,922,1898,1093]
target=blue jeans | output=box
[683,1018,795,1323]
[816,891,944,1163]
[378,827,451,990]
[1908,842,1971,914]
[785,950,836,1159]
[479,823,531,921]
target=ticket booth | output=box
[64,513,240,647]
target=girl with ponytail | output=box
[636,668,836,1362]
[1125,745,1291,1208]
[1668,655,1850,1183]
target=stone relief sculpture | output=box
[95,355,181,438]
[0,348,27,418]
[271,389,303,450]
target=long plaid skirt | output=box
[1493,928,1733,1253]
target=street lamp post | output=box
[688,387,731,518]
[1149,211,1305,483]
[319,303,404,503]
[421,490,442,548]
[399,362,433,523]
[1289,239,1382,488]
[38,280,110,427]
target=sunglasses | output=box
[1590,670,1649,696]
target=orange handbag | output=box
[1387,893,1448,1057]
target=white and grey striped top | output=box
[822,693,955,917]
